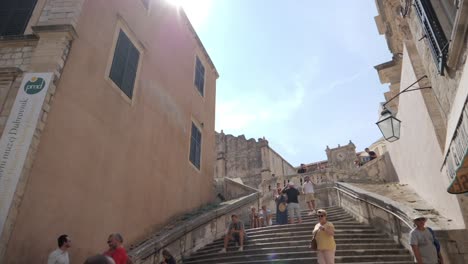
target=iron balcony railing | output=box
[414,0,449,75]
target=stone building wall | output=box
[215,132,295,190]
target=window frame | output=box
[194,55,206,97]
[188,121,203,171]
[105,18,144,105]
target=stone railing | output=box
[128,190,260,264]
[333,182,468,264]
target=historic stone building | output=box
[0,0,218,263]
[374,0,468,262]
[215,131,296,189]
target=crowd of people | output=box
[47,233,175,264]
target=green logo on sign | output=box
[24,77,46,95]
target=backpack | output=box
[427,227,441,253]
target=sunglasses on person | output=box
[318,214,325,218]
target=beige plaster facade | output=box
[0,0,218,263]
[386,46,464,225]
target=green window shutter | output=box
[0,0,38,36]
[109,30,140,99]
[189,123,202,169]
[194,57,205,96]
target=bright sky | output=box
[180,0,391,166]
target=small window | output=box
[194,57,205,96]
[0,0,38,36]
[189,123,202,169]
[109,30,140,99]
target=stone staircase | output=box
[183,206,414,263]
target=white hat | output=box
[412,215,427,221]
[288,181,295,186]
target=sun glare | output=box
[167,0,212,29]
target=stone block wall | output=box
[0,43,36,71]
[352,153,399,183]
[37,0,85,28]
[215,132,295,190]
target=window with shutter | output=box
[194,57,205,96]
[189,123,202,169]
[109,30,140,99]
[0,0,38,36]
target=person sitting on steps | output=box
[219,214,246,253]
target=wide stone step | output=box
[207,234,389,248]
[246,223,376,235]
[192,243,404,257]
[189,259,414,264]
[270,215,356,224]
[246,229,379,240]
[266,207,347,217]
[267,214,347,222]
[200,237,397,251]
[184,206,412,264]
[184,250,413,264]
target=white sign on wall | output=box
[0,72,53,237]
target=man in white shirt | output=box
[302,176,316,216]
[48,234,71,264]
[409,216,443,264]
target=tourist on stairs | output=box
[282,181,302,224]
[160,249,176,264]
[302,176,317,216]
[410,216,444,264]
[219,214,245,253]
[312,209,336,264]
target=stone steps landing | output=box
[183,206,413,264]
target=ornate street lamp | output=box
[376,108,401,142]
[376,75,431,142]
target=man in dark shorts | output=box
[219,214,246,252]
[282,182,302,224]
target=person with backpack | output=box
[409,216,444,264]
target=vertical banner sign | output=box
[0,72,53,237]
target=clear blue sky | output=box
[183,0,392,166]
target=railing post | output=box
[395,214,402,244]
[336,186,342,207]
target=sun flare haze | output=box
[166,0,212,28]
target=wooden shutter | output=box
[0,0,38,36]
[190,123,202,169]
[194,57,205,96]
[121,44,140,98]
[109,30,140,99]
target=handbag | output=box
[310,229,318,250]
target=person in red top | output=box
[104,233,131,264]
